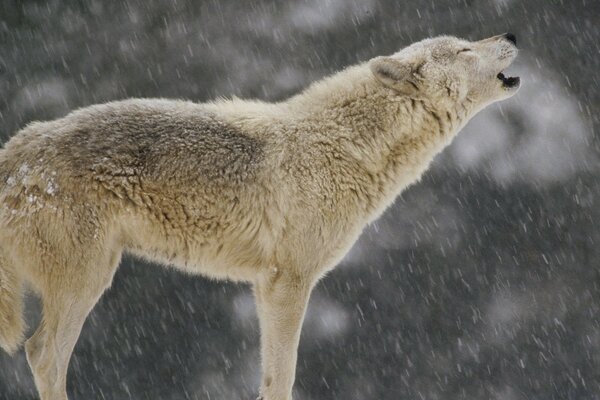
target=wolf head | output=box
[370,34,520,110]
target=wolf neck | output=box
[289,64,469,218]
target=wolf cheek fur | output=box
[0,34,519,400]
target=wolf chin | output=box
[0,34,519,400]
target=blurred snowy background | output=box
[1,0,600,399]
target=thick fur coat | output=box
[0,34,520,400]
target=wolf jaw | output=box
[497,72,520,89]
[496,32,520,90]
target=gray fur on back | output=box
[4,99,265,193]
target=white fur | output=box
[0,34,519,400]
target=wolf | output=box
[0,33,520,400]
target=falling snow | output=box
[1,1,599,400]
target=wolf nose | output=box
[503,33,517,46]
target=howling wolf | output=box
[0,33,519,400]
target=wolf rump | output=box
[0,34,520,399]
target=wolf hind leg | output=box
[25,246,122,400]
[27,292,97,400]
[0,250,26,355]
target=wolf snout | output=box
[503,32,517,46]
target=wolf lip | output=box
[497,72,520,88]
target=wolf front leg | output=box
[254,267,314,400]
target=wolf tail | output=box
[0,254,25,355]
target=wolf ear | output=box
[370,56,422,95]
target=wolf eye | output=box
[457,48,472,54]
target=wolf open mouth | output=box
[497,72,520,88]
